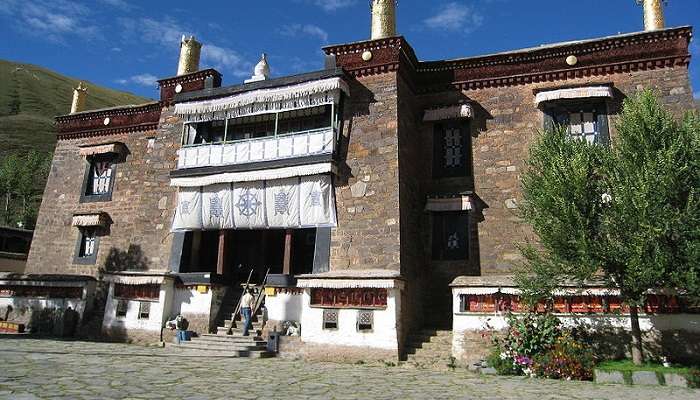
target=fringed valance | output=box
[423,104,473,122]
[78,142,126,157]
[169,162,334,187]
[297,279,401,289]
[174,77,350,122]
[103,273,170,285]
[535,86,614,105]
[454,287,622,296]
[425,196,473,212]
[71,213,111,228]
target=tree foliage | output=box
[516,90,700,362]
[0,150,51,229]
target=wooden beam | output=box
[217,230,227,276]
[283,229,293,275]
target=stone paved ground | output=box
[0,338,697,400]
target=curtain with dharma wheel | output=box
[171,174,336,231]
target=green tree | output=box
[0,150,51,229]
[517,90,700,365]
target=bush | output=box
[532,333,595,381]
[488,312,594,380]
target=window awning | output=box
[78,142,126,157]
[103,272,171,285]
[170,162,334,187]
[425,195,473,212]
[71,213,111,228]
[423,104,473,122]
[535,86,614,105]
[174,77,350,123]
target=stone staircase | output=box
[177,334,274,358]
[402,329,454,370]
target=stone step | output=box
[200,334,266,343]
[408,333,452,343]
[224,320,263,329]
[172,348,274,359]
[406,337,452,348]
[420,329,452,337]
[190,338,268,348]
[181,341,268,352]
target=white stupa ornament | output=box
[245,53,270,83]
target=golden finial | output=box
[70,82,88,114]
[370,0,397,40]
[177,35,202,76]
[636,0,667,31]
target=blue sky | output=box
[1,0,698,100]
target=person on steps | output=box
[240,288,255,336]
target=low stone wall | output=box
[278,336,399,363]
[101,325,162,344]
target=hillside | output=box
[0,60,150,155]
[696,97,699,110]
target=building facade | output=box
[3,1,697,362]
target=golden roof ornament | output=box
[370,0,397,40]
[636,0,667,31]
[245,53,270,83]
[177,35,202,76]
[70,82,88,114]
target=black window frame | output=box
[431,211,470,261]
[138,301,151,320]
[542,99,610,146]
[322,308,339,330]
[73,227,100,265]
[80,154,118,203]
[356,309,374,332]
[115,299,128,318]
[432,120,471,179]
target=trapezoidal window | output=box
[357,310,373,332]
[322,308,339,330]
[433,120,471,178]
[544,100,610,146]
[138,302,150,320]
[81,155,116,202]
[115,299,128,318]
[432,212,469,261]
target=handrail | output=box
[181,126,335,149]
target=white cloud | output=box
[424,2,484,34]
[118,17,252,78]
[99,0,133,11]
[305,0,356,12]
[116,73,158,87]
[694,91,700,100]
[0,0,101,42]
[279,24,329,43]
[202,44,251,78]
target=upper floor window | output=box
[181,105,333,146]
[81,155,117,202]
[433,121,471,178]
[74,227,99,265]
[544,101,610,145]
[432,211,469,261]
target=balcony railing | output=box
[176,127,335,170]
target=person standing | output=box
[175,314,189,344]
[240,288,255,336]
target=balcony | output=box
[176,127,335,170]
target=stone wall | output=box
[438,66,696,276]
[330,73,401,272]
[25,106,180,277]
[278,336,398,363]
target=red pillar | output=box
[283,229,293,275]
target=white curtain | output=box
[171,175,336,231]
[265,177,300,228]
[172,188,202,230]
[300,175,335,226]
[232,181,266,229]
[202,184,233,230]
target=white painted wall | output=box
[451,290,700,359]
[300,288,400,350]
[171,287,212,316]
[102,283,166,332]
[266,292,303,322]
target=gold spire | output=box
[70,82,87,114]
[370,0,397,40]
[177,35,202,76]
[637,0,666,31]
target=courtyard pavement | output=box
[0,338,697,400]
